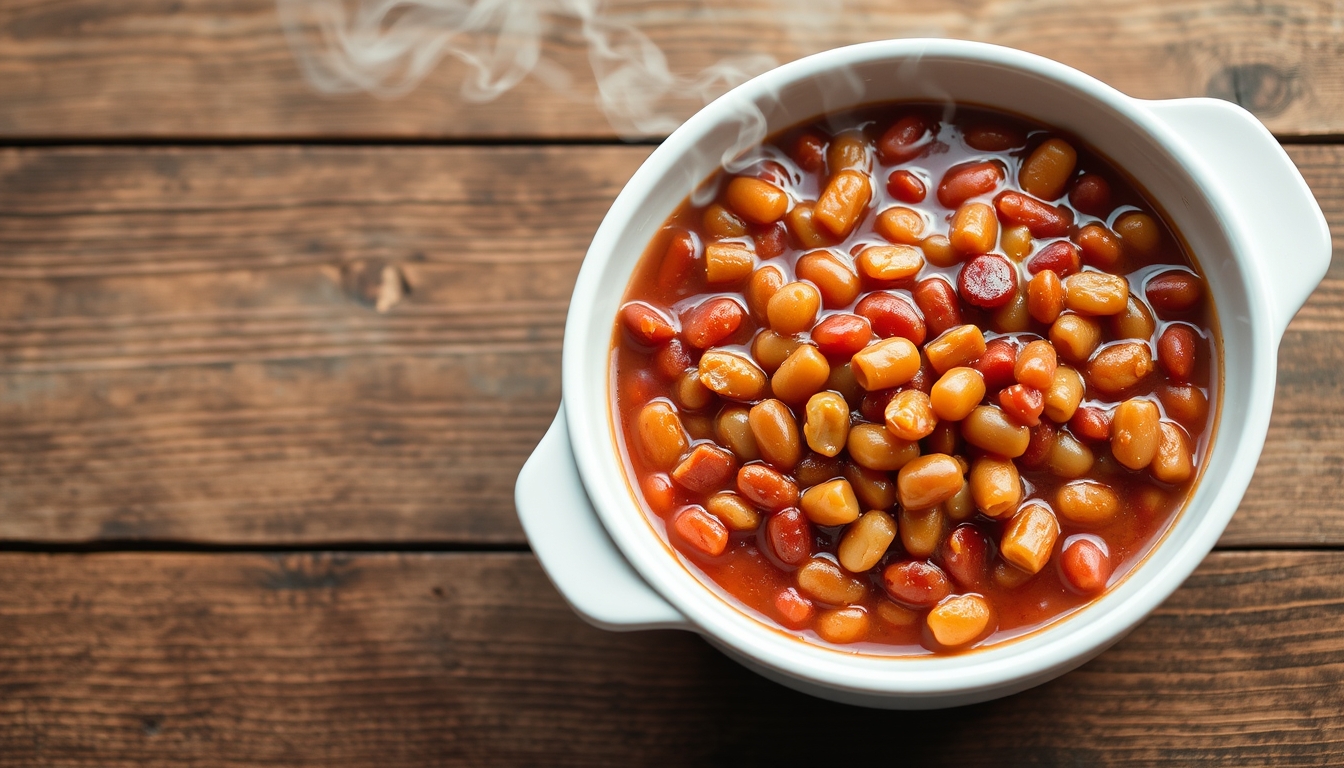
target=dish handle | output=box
[515,407,689,631]
[1143,98,1331,339]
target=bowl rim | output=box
[562,38,1276,697]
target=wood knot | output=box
[1206,64,1299,118]
[342,261,410,312]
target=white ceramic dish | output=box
[515,39,1330,708]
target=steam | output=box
[276,0,827,137]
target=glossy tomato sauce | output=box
[610,103,1218,654]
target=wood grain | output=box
[0,550,1339,766]
[1,0,1342,140]
[0,144,1338,545]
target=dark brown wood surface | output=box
[1,0,1342,139]
[0,551,1340,767]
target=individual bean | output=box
[998,384,1044,427]
[738,465,799,513]
[974,338,1019,390]
[1014,339,1057,390]
[1110,295,1156,341]
[1019,138,1077,200]
[795,452,843,488]
[704,241,756,284]
[850,337,921,391]
[796,250,861,308]
[745,265,785,321]
[925,324,987,374]
[1000,503,1060,575]
[1075,223,1123,270]
[1049,314,1102,363]
[672,443,738,494]
[1152,421,1194,484]
[683,413,717,442]
[926,594,992,648]
[1026,240,1081,277]
[1069,406,1112,442]
[941,525,991,588]
[920,234,961,268]
[702,204,747,239]
[751,330,802,374]
[962,406,1030,458]
[1061,538,1112,593]
[1114,211,1161,257]
[883,560,951,608]
[857,244,924,281]
[1028,269,1065,324]
[877,115,931,164]
[656,230,697,288]
[885,389,938,441]
[797,556,866,604]
[800,478,861,526]
[949,202,999,255]
[827,363,862,407]
[913,278,964,337]
[754,222,788,259]
[672,505,729,557]
[838,510,898,572]
[706,492,762,532]
[785,201,837,249]
[811,313,872,358]
[683,297,746,349]
[874,206,926,245]
[641,473,677,515]
[1046,431,1094,478]
[674,369,715,411]
[992,560,1035,590]
[792,131,827,171]
[772,344,831,404]
[652,338,693,381]
[827,132,869,172]
[637,401,688,470]
[963,122,1025,151]
[715,406,760,461]
[943,481,976,522]
[855,291,927,345]
[1070,174,1113,215]
[1087,342,1154,395]
[1001,225,1033,262]
[958,254,1018,309]
[1157,384,1210,429]
[875,600,921,628]
[1055,480,1120,525]
[1043,366,1085,423]
[698,350,768,401]
[767,281,822,335]
[725,176,788,225]
[969,455,1022,517]
[930,367,986,422]
[1110,398,1161,470]
[620,301,676,345]
[1146,270,1203,313]
[803,392,850,457]
[1157,325,1198,382]
[1063,271,1129,316]
[767,507,812,565]
[815,606,871,644]
[843,461,899,510]
[749,399,803,470]
[995,191,1073,238]
[937,160,1004,208]
[887,169,928,203]
[774,586,814,628]
[847,422,919,472]
[896,453,965,510]
[815,169,872,238]
[900,506,946,558]
[1019,420,1056,471]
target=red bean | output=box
[1069,174,1112,216]
[887,170,927,203]
[672,505,729,558]
[753,222,788,259]
[1019,420,1057,470]
[914,278,963,337]
[974,338,1018,390]
[657,230,698,289]
[937,161,1004,208]
[812,313,873,357]
[963,123,1026,151]
[1146,271,1203,314]
[859,388,896,424]
[958,254,1018,309]
[641,473,678,515]
[882,560,951,608]
[774,587,815,628]
[1026,241,1081,278]
[682,297,746,349]
[737,464,799,512]
[1158,325,1197,382]
[653,338,694,380]
[877,116,931,164]
[940,525,990,589]
[995,191,1073,238]
[998,384,1045,427]
[671,444,738,494]
[793,131,827,173]
[1060,538,1112,593]
[619,301,676,346]
[855,292,927,345]
[1069,406,1112,442]
[767,508,813,566]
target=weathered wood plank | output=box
[0,145,1338,545]
[0,0,1342,139]
[0,550,1339,766]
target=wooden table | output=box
[0,2,1341,764]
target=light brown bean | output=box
[857,244,924,281]
[797,556,866,605]
[800,478,862,526]
[751,330,802,374]
[926,594,992,647]
[899,506,946,558]
[1110,398,1161,470]
[1055,480,1120,525]
[969,455,1021,518]
[715,406,760,461]
[1028,269,1064,324]
[1000,503,1060,575]
[706,492,762,532]
[943,482,976,522]
[704,241,756,284]
[850,337,921,390]
[1001,225,1033,261]
[885,390,938,441]
[803,392,850,457]
[921,234,961,268]
[1014,339,1057,390]
[1019,138,1077,200]
[795,250,861,308]
[874,207,926,245]
[1152,421,1194,483]
[1042,366,1085,423]
[815,170,872,238]
[838,511,898,572]
[1063,271,1130,316]
[949,202,998,255]
[771,344,831,404]
[896,453,965,510]
[749,399,803,470]
[1087,342,1154,395]
[1049,314,1102,363]
[1046,430,1095,478]
[930,367,986,422]
[725,176,788,225]
[847,423,919,472]
[961,406,1030,458]
[698,350,768,401]
[637,401,688,470]
[767,281,822,335]
[1114,211,1161,257]
[1110,295,1156,341]
[815,606,871,644]
[924,324,987,374]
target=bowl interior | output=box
[564,40,1267,697]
